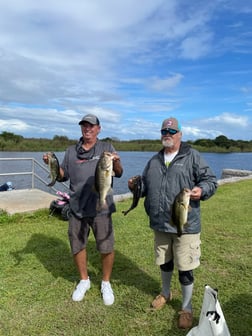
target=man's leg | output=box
[101,251,114,281]
[74,248,88,280]
[69,216,91,302]
[174,233,201,329]
[100,252,115,305]
[71,249,91,302]
[179,270,194,312]
[94,215,115,305]
[178,270,194,329]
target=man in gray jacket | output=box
[139,117,217,329]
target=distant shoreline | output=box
[114,169,252,202]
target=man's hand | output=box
[190,187,202,200]
[42,153,49,164]
[112,152,123,177]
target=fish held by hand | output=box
[122,175,142,216]
[47,152,60,187]
[95,151,115,211]
[171,188,192,237]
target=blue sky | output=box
[0,0,251,141]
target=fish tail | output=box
[96,199,108,212]
[122,209,130,216]
[177,222,184,237]
[177,229,182,237]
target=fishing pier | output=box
[0,157,69,215]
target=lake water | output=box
[0,151,252,195]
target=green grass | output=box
[0,180,252,336]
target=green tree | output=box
[214,135,232,149]
[0,131,23,143]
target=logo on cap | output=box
[165,120,173,127]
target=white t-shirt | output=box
[164,151,178,167]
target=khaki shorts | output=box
[154,231,201,271]
[68,214,114,255]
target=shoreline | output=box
[1,169,252,214]
[114,169,252,201]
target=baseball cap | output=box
[79,114,100,126]
[161,117,181,131]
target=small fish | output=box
[122,175,142,216]
[47,152,60,187]
[171,188,192,237]
[95,151,114,210]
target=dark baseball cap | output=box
[79,114,100,126]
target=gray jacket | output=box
[142,142,218,234]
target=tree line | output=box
[0,131,252,152]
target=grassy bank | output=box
[1,132,252,152]
[0,180,251,335]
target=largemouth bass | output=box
[47,152,60,187]
[171,188,192,237]
[95,151,114,210]
[122,175,142,216]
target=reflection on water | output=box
[0,151,251,195]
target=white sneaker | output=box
[101,281,114,306]
[72,278,91,301]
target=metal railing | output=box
[0,157,69,193]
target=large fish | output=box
[122,175,142,216]
[47,152,60,187]
[95,151,114,210]
[171,188,192,237]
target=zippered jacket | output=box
[142,142,218,234]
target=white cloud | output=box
[0,119,29,131]
[182,126,222,140]
[0,1,251,141]
[204,113,248,127]
[179,33,213,59]
[149,73,184,92]
[83,106,121,124]
[241,86,252,94]
[181,112,251,141]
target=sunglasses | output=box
[161,128,179,136]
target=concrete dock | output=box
[0,189,56,215]
[0,189,132,215]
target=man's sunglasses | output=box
[161,128,179,136]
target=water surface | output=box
[1,151,251,195]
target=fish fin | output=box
[188,205,192,211]
[122,207,133,216]
[47,181,56,187]
[101,187,113,196]
[92,184,98,193]
[105,170,115,177]
[171,210,177,227]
